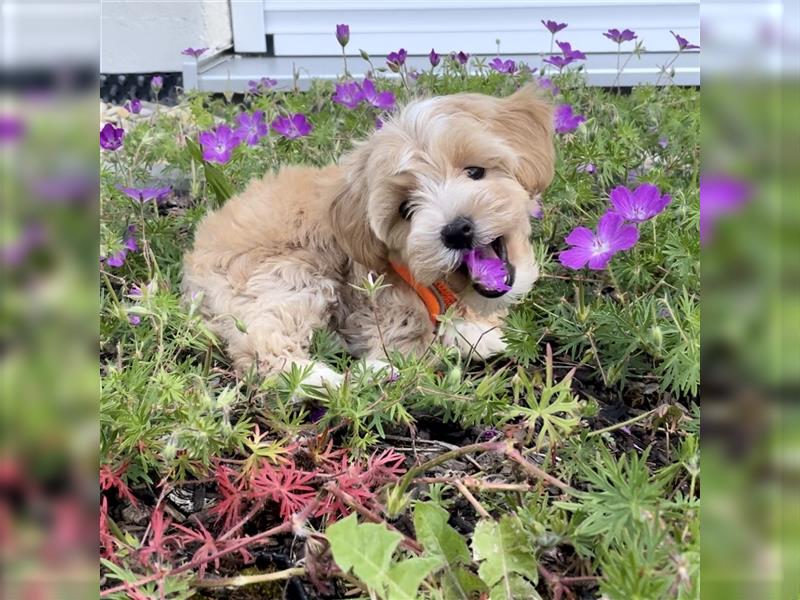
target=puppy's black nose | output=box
[441,216,475,250]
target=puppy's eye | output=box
[399,200,414,221]
[465,166,486,180]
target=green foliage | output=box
[472,515,540,600]
[327,514,441,600]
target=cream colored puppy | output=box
[183,84,554,386]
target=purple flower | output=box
[603,28,637,44]
[124,98,141,114]
[671,31,700,51]
[429,48,440,67]
[700,174,752,245]
[116,185,172,203]
[361,79,395,110]
[542,20,568,34]
[543,55,574,70]
[181,47,208,58]
[236,110,269,145]
[129,285,142,297]
[559,212,639,270]
[554,104,586,134]
[453,51,470,65]
[332,81,365,109]
[658,136,669,149]
[150,76,163,93]
[198,124,242,164]
[128,315,141,326]
[386,48,407,71]
[247,77,277,94]
[577,163,597,175]
[104,226,138,268]
[308,406,327,423]
[537,77,560,95]
[556,40,587,60]
[375,117,384,130]
[479,427,501,441]
[609,184,671,223]
[335,24,350,47]
[489,58,517,74]
[271,113,312,139]
[462,248,511,292]
[530,203,543,219]
[0,115,25,144]
[99,123,124,151]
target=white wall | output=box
[100,0,233,73]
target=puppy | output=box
[183,84,554,386]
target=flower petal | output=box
[609,186,635,218]
[611,223,640,252]
[564,226,594,247]
[559,247,591,269]
[596,212,625,243]
[587,251,614,270]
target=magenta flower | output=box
[117,185,172,203]
[361,79,395,110]
[700,174,752,245]
[489,58,517,74]
[537,77,560,95]
[429,48,440,67]
[271,114,312,139]
[556,41,587,60]
[150,76,163,93]
[452,51,470,65]
[554,104,586,134]
[609,184,671,223]
[0,115,25,144]
[559,213,639,270]
[542,20,568,34]
[105,225,138,268]
[332,81,365,109]
[603,28,637,44]
[236,111,269,145]
[247,77,277,94]
[671,31,700,51]
[335,24,350,47]
[386,48,407,71]
[124,98,141,114]
[181,47,208,58]
[99,123,124,151]
[128,315,141,326]
[543,55,574,70]
[198,124,242,164]
[577,163,597,175]
[463,248,511,292]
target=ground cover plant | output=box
[100,23,700,599]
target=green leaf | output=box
[327,514,441,600]
[415,501,482,599]
[472,515,538,599]
[386,556,442,600]
[185,137,235,204]
[488,575,541,600]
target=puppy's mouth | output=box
[458,237,516,298]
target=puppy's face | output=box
[331,85,554,306]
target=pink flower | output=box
[361,79,395,110]
[271,113,312,139]
[198,124,242,164]
[559,213,639,270]
[554,104,586,134]
[236,111,269,145]
[332,81,364,109]
[609,184,671,223]
[489,58,517,74]
[463,248,511,292]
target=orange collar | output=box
[389,261,458,326]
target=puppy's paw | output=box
[300,362,344,389]
[441,319,507,360]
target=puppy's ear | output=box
[329,143,388,271]
[490,84,555,194]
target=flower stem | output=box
[586,406,659,437]
[194,567,306,589]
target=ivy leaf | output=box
[414,501,485,599]
[327,513,441,600]
[327,514,399,592]
[472,515,538,599]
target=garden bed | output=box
[100,38,699,600]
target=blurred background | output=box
[2,0,798,597]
